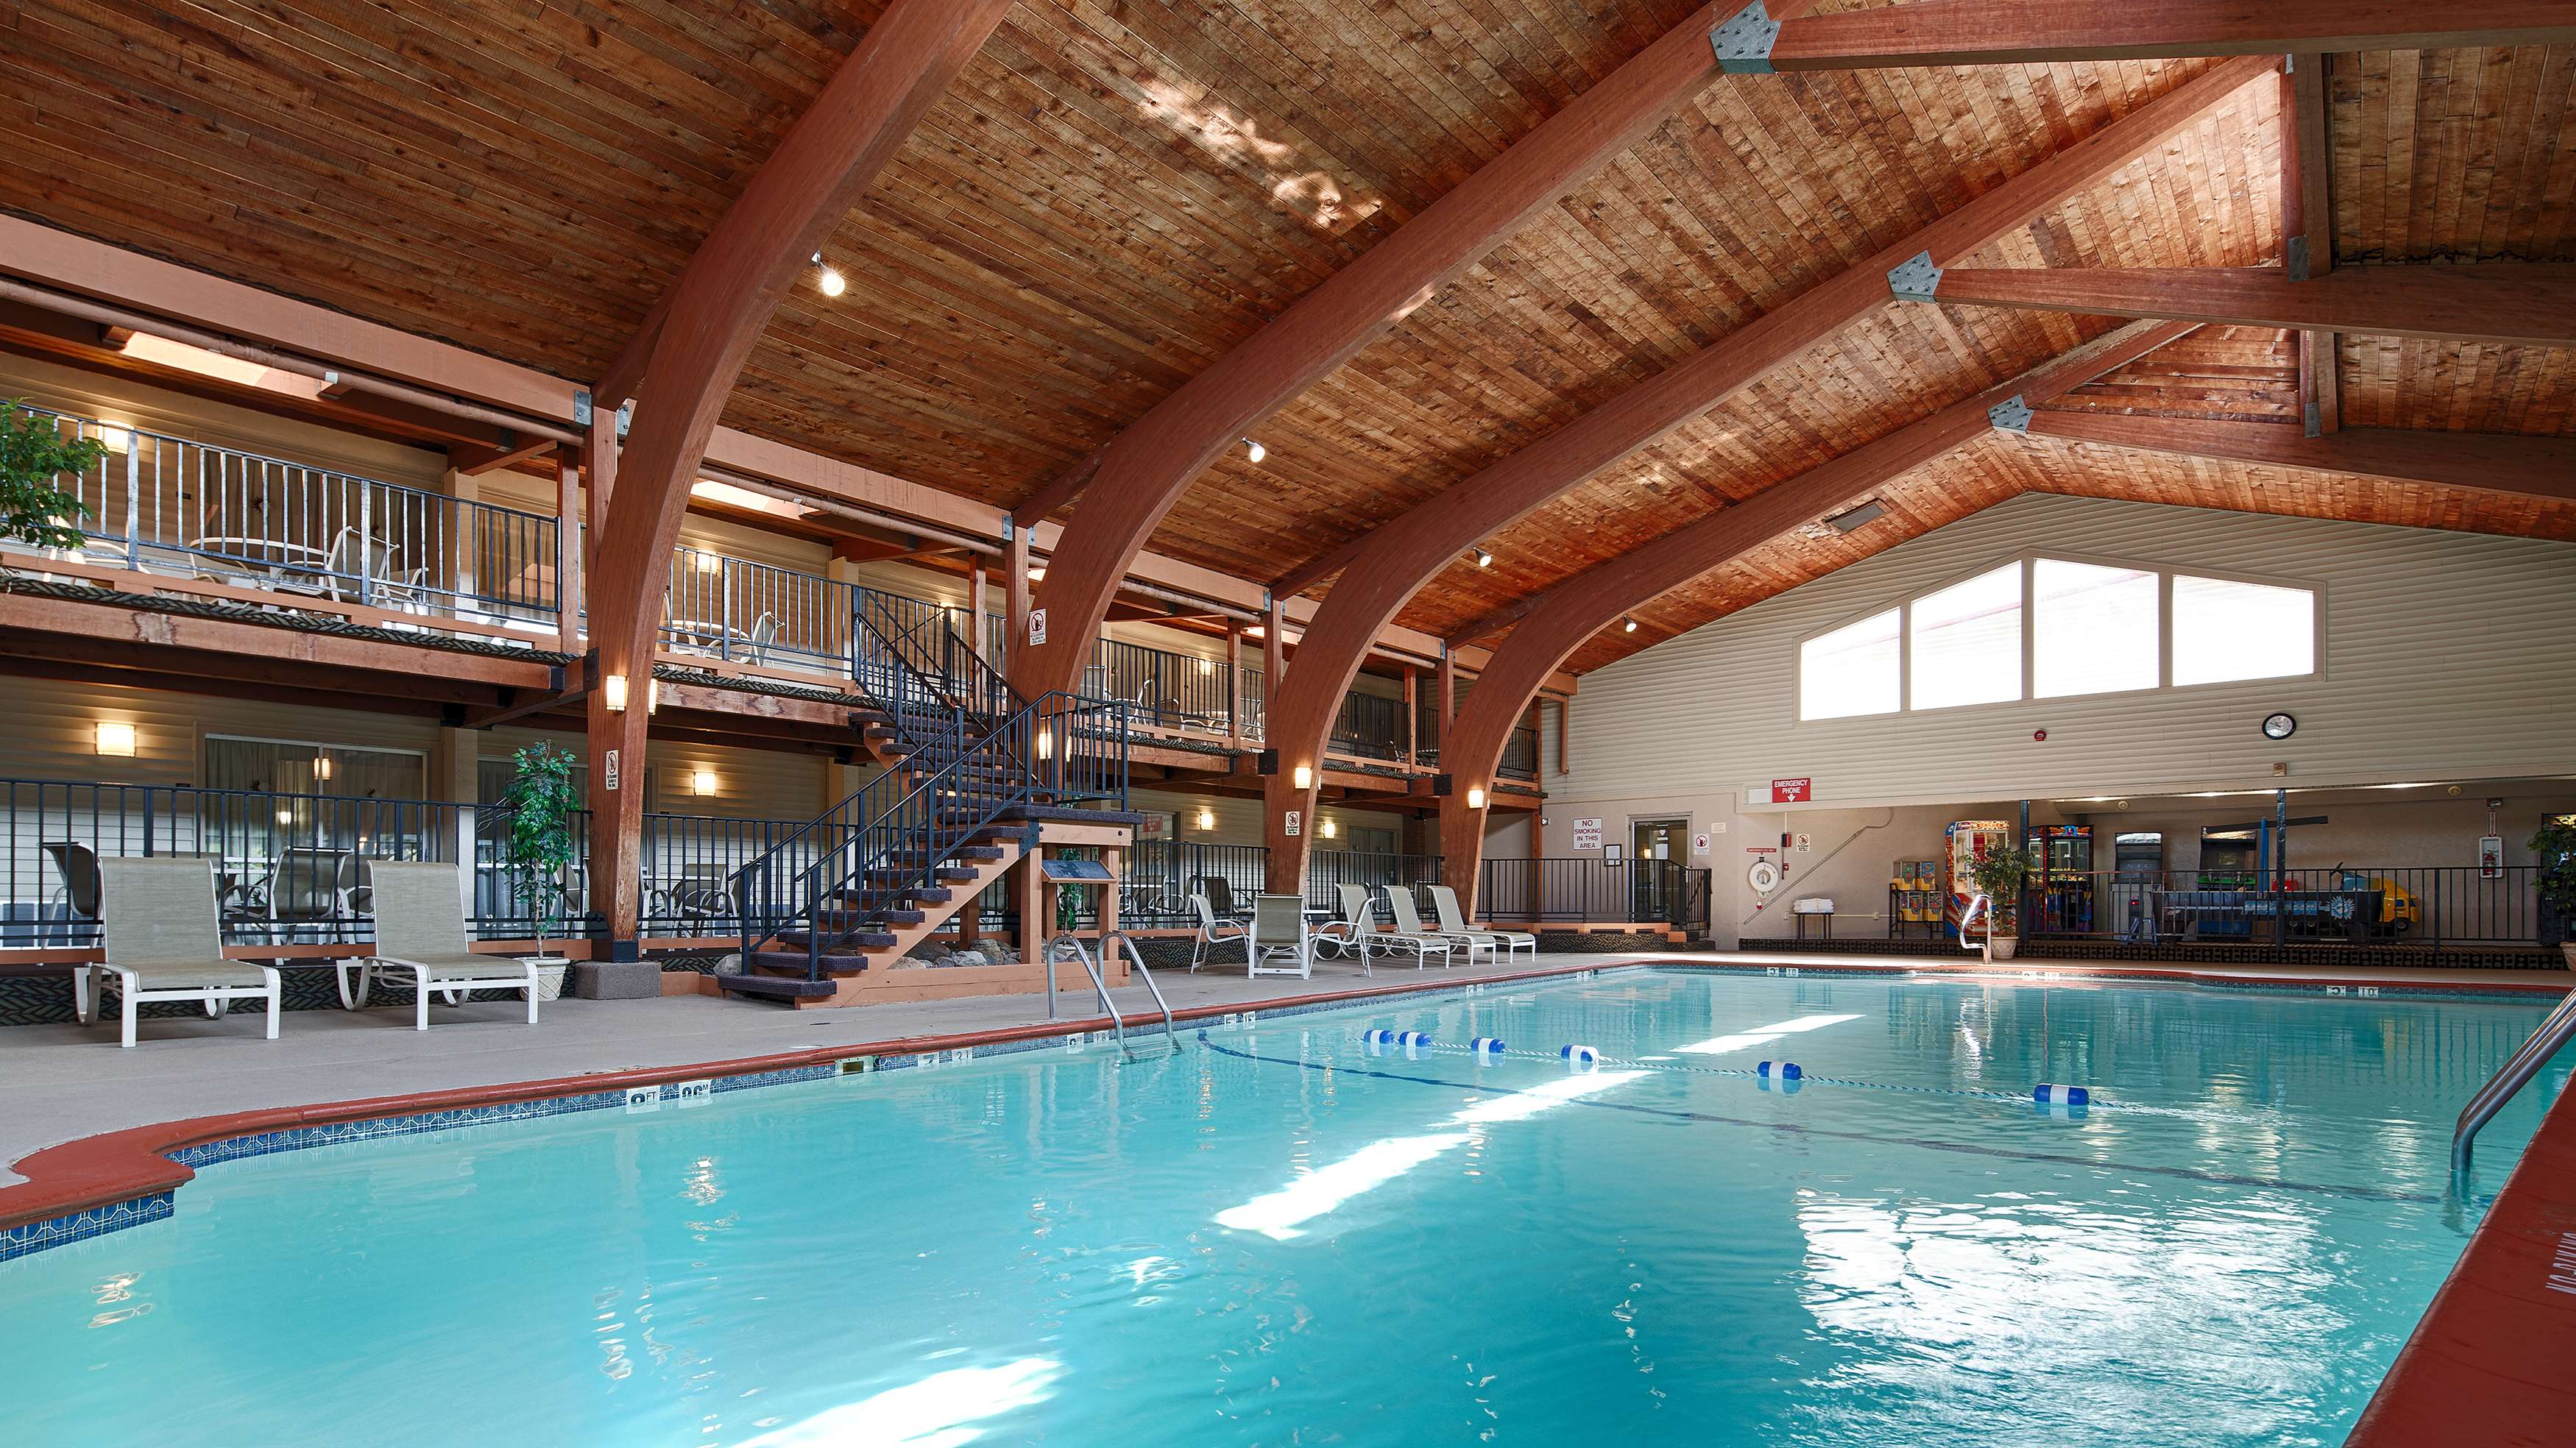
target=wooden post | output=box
[1225,625,1243,745]
[1437,647,1457,738]
[1551,696,1568,775]
[1403,667,1419,768]
[968,562,989,668]
[554,445,582,654]
[1262,595,1285,709]
[1013,851,1041,956]
[579,416,616,639]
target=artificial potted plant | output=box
[0,399,102,573]
[1963,840,2034,962]
[501,742,583,998]
[2532,814,2576,968]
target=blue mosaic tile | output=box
[0,1191,174,1263]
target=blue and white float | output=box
[1560,1043,1602,1070]
[1756,1060,1802,1081]
[1396,1030,1432,1048]
[1471,1037,1507,1057]
[2033,1083,2090,1107]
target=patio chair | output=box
[1313,882,1368,964]
[1429,883,1535,964]
[1245,893,1311,979]
[40,841,101,945]
[1347,883,1453,970]
[77,858,280,1048]
[269,846,359,932]
[666,865,735,934]
[743,611,781,666]
[353,860,541,1030]
[1384,885,1490,967]
[1200,874,1248,920]
[1187,892,1248,972]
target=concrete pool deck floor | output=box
[4,946,2564,1193]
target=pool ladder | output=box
[2452,986,2576,1186]
[1042,931,1178,1059]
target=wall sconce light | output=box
[275,806,295,826]
[1036,729,1055,760]
[1198,658,1214,675]
[691,767,715,797]
[1292,764,1313,790]
[1027,566,1046,581]
[314,755,333,781]
[1320,817,1337,839]
[691,550,721,573]
[94,720,136,757]
[603,674,628,712]
[647,678,660,714]
[92,422,132,453]
[1196,806,1216,831]
[1467,787,1487,810]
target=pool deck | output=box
[3,946,2572,1443]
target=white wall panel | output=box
[1548,494,2576,812]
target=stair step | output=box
[749,950,871,978]
[790,924,898,947]
[933,866,981,882]
[716,973,838,1000]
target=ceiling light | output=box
[1244,438,1266,464]
[1825,500,1886,533]
[813,252,846,297]
[1473,549,1493,568]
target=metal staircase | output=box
[720,599,1128,1001]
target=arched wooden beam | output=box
[1005,1,1827,700]
[1259,54,2276,894]
[583,0,1013,952]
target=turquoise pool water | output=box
[4,968,2569,1447]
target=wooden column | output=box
[967,562,989,668]
[1225,625,1243,745]
[553,445,582,654]
[1403,667,1419,767]
[1437,647,1457,738]
[577,411,643,957]
[1259,593,1311,894]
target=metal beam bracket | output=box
[2285,235,2311,283]
[615,400,634,440]
[1710,2,1779,74]
[1988,394,2032,433]
[573,388,593,427]
[1887,251,1944,302]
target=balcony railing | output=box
[1478,857,1708,927]
[14,405,559,627]
[0,777,855,948]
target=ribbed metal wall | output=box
[1548,494,2576,810]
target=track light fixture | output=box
[1473,548,1493,568]
[813,252,846,297]
[1243,438,1267,464]
[1622,617,1638,633]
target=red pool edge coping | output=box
[9,952,2576,1447]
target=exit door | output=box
[1632,818,1685,920]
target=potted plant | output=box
[1963,840,2034,961]
[2532,814,2576,968]
[500,742,582,998]
[0,399,102,572]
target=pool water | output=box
[4,968,2569,1447]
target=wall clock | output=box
[2261,712,2297,740]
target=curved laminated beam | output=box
[1257,54,2277,893]
[1007,1,1827,701]
[1730,1,2576,71]
[1918,263,2576,349]
[583,0,1013,950]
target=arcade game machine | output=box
[2026,824,2094,936]
[2111,831,2165,943]
[1942,820,2011,939]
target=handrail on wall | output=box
[2453,987,2576,1185]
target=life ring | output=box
[1748,858,1783,895]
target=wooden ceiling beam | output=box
[449,433,557,477]
[1732,1,2576,71]
[1252,56,2275,895]
[582,0,1011,946]
[2022,414,2576,507]
[1919,263,2576,349]
[1007,1,1832,699]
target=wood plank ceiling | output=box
[1,5,2569,675]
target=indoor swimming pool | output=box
[4,967,2566,1447]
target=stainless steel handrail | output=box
[2453,987,2576,1181]
[1099,929,1178,1050]
[1042,931,1127,1059]
[1959,892,1994,965]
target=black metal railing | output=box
[1308,851,1443,913]
[2019,866,2544,948]
[1084,636,1236,734]
[1478,857,1706,926]
[1498,725,1540,781]
[1331,692,1408,760]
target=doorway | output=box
[1632,817,1686,921]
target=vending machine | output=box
[1942,820,2011,938]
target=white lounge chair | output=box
[1312,882,1367,963]
[353,861,542,1030]
[1188,892,1248,972]
[1385,885,1490,967]
[77,857,281,1048]
[1245,893,1311,979]
[1429,884,1535,964]
[1342,883,1451,971]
